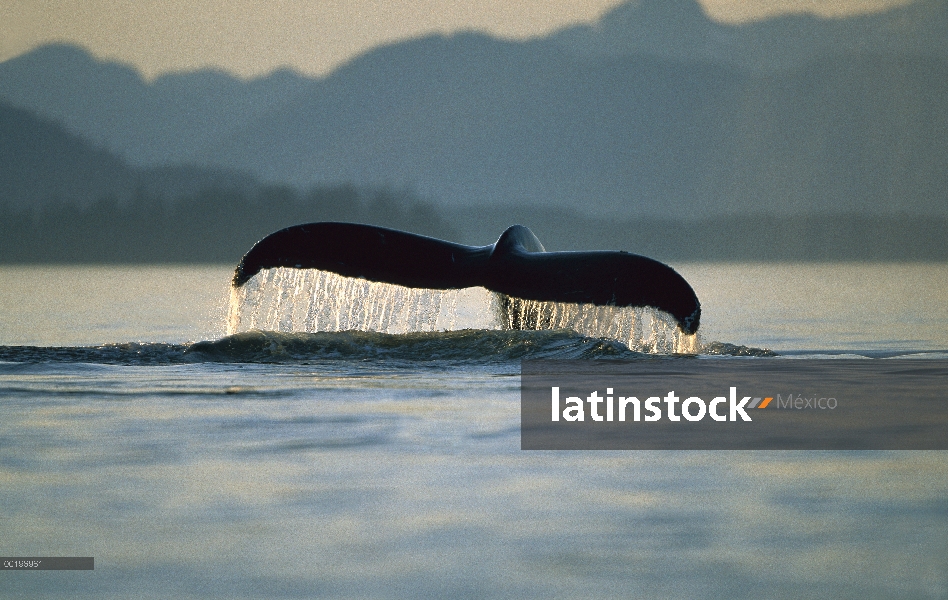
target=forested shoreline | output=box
[2,185,945,263]
[0,185,457,264]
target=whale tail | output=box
[233,222,700,334]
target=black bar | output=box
[1,557,94,570]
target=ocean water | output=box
[1,263,947,599]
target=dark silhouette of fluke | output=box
[233,223,701,334]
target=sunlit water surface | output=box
[1,264,946,599]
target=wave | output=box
[0,329,777,366]
[192,329,645,362]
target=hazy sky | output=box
[1,0,912,79]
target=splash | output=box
[227,268,498,335]
[499,296,698,354]
[227,268,698,354]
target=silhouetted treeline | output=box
[2,186,946,263]
[453,207,948,262]
[0,185,458,263]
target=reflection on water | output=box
[0,265,232,346]
[677,263,948,351]
[1,362,946,598]
[1,264,947,598]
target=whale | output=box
[232,222,701,334]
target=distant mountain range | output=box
[0,99,261,208]
[552,0,948,71]
[0,100,462,263]
[1,0,946,220]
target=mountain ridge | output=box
[553,0,948,70]
[1,0,946,218]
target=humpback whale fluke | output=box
[232,223,701,334]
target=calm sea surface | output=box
[1,263,946,598]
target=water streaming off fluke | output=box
[228,268,698,354]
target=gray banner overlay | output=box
[2,558,94,570]
[521,359,948,450]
